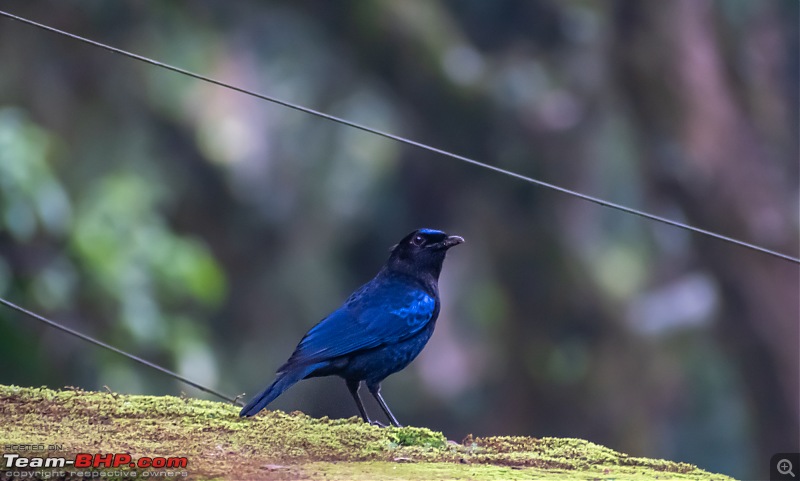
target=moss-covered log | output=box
[0,385,735,480]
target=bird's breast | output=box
[336,322,437,384]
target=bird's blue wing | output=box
[280,283,436,370]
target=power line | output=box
[0,8,797,266]
[0,296,244,406]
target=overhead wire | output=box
[0,297,244,405]
[0,9,797,264]
[0,8,797,405]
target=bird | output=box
[239,228,464,427]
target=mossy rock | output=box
[0,384,735,480]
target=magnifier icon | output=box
[778,458,796,477]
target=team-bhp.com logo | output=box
[4,452,188,469]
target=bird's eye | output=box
[411,235,425,246]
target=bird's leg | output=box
[345,379,374,424]
[367,382,402,427]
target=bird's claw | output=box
[369,420,388,428]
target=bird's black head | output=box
[386,228,464,282]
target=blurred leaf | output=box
[0,108,71,239]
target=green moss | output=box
[0,384,736,480]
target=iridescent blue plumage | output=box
[283,282,436,368]
[240,228,463,426]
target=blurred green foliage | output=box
[0,109,70,242]
[0,107,225,388]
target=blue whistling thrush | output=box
[239,228,464,427]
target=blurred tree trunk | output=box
[614,0,799,459]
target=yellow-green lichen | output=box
[0,384,737,480]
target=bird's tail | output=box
[239,363,322,417]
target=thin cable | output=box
[0,296,244,406]
[1,10,797,264]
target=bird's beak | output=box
[441,235,465,249]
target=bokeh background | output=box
[0,1,797,479]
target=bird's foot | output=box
[368,420,389,428]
